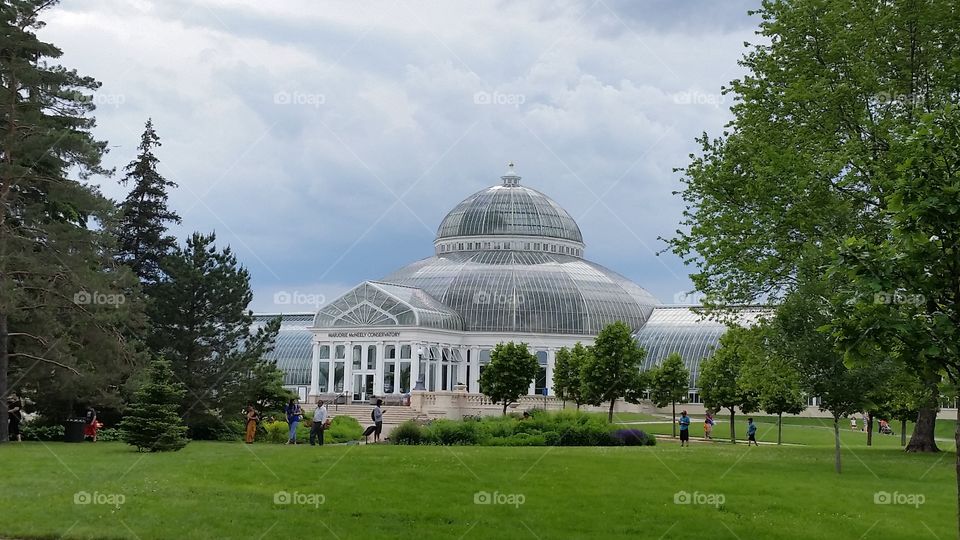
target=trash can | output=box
[64,418,86,443]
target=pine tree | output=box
[116,119,181,287]
[149,232,281,436]
[0,1,144,441]
[120,358,188,452]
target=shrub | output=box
[486,433,547,446]
[263,420,306,443]
[425,419,482,445]
[391,420,426,445]
[326,416,362,443]
[611,429,656,446]
[96,428,124,442]
[21,423,65,441]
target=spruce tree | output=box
[0,1,143,441]
[149,232,282,436]
[120,358,188,452]
[116,119,181,287]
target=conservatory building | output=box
[258,164,758,409]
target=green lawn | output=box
[0,438,953,539]
[616,413,958,449]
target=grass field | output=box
[0,434,954,539]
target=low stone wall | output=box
[409,390,654,419]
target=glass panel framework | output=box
[313,281,463,330]
[252,314,313,385]
[382,251,659,334]
[635,307,769,388]
[436,185,584,243]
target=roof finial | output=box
[501,161,521,186]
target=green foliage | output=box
[390,411,640,447]
[148,232,282,435]
[581,321,648,422]
[552,343,589,408]
[0,0,145,441]
[20,423,65,442]
[479,342,539,415]
[115,119,181,287]
[649,352,689,436]
[325,416,362,444]
[119,359,189,452]
[699,326,761,443]
[390,420,426,445]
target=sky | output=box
[42,0,762,312]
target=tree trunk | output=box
[906,407,940,452]
[834,417,842,474]
[777,412,783,445]
[867,415,873,447]
[901,419,907,446]
[607,399,616,423]
[729,408,736,444]
[671,401,677,438]
[502,402,507,416]
[0,312,8,443]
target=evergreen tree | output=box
[581,321,648,422]
[149,232,281,436]
[116,119,181,287]
[120,358,188,452]
[649,352,690,438]
[0,1,143,441]
[479,342,538,415]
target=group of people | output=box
[850,414,894,435]
[677,410,759,447]
[242,397,386,445]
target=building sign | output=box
[327,331,402,338]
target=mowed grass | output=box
[0,437,954,539]
[624,413,958,450]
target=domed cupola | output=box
[434,163,585,257]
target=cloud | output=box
[43,0,757,306]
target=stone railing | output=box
[407,390,649,419]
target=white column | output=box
[309,342,321,398]
[546,348,556,397]
[327,343,337,393]
[469,347,481,393]
[528,349,538,395]
[410,343,421,391]
[394,341,402,394]
[374,341,385,395]
[344,341,353,397]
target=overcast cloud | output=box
[43,0,761,312]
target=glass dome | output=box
[382,250,659,335]
[435,164,584,246]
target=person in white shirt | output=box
[310,400,328,446]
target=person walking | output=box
[372,399,384,443]
[678,410,691,447]
[746,418,759,447]
[850,415,858,430]
[285,398,303,445]
[310,400,328,446]
[703,411,715,440]
[83,406,99,442]
[7,394,23,443]
[244,405,259,444]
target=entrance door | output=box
[353,374,375,402]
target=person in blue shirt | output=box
[678,410,691,447]
[284,398,303,445]
[747,418,759,446]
